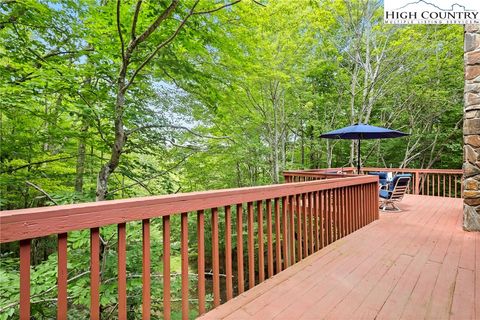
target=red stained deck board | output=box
[375,198,458,320]
[200,195,473,320]
[285,198,441,319]
[243,222,391,318]
[324,196,446,320]
[260,214,401,318]
[450,267,475,320]
[425,211,465,319]
[399,261,442,320]
[459,231,476,271]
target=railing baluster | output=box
[342,187,350,231]
[366,184,374,223]
[364,185,368,224]
[362,185,367,226]
[142,219,151,320]
[257,201,264,283]
[350,187,354,232]
[302,193,308,257]
[319,191,324,249]
[372,184,376,221]
[365,185,368,224]
[281,197,288,270]
[197,210,205,315]
[289,195,295,265]
[57,233,68,318]
[296,194,302,261]
[181,212,190,318]
[236,204,244,294]
[266,199,274,278]
[449,175,452,198]
[420,174,424,195]
[325,190,331,245]
[20,239,31,320]
[437,174,440,197]
[335,188,342,240]
[333,189,338,241]
[341,187,345,233]
[364,185,368,223]
[443,175,446,197]
[341,188,346,237]
[211,208,220,307]
[314,191,319,251]
[432,174,435,196]
[352,186,356,231]
[461,175,464,197]
[247,202,255,289]
[309,192,314,255]
[90,228,100,320]
[352,186,360,230]
[118,223,127,320]
[337,188,341,240]
[275,198,287,273]
[162,216,171,320]
[455,176,458,198]
[427,174,430,196]
[225,206,233,301]
[344,187,349,234]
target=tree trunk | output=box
[326,140,333,168]
[272,97,279,184]
[74,124,88,193]
[96,78,127,201]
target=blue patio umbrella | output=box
[320,123,408,173]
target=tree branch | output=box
[1,156,76,174]
[130,0,180,49]
[131,0,142,40]
[125,1,200,90]
[25,181,58,205]
[193,0,241,15]
[108,152,195,195]
[117,0,125,60]
[252,0,266,7]
[42,48,94,59]
[126,124,229,140]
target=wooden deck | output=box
[200,195,478,320]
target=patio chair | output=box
[368,172,388,189]
[379,174,411,211]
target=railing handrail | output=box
[283,172,358,178]
[362,167,462,174]
[284,167,462,175]
[283,167,463,199]
[0,175,377,243]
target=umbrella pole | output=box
[357,139,361,174]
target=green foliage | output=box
[0,0,464,318]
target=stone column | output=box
[464,24,480,231]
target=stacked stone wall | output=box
[464,25,480,231]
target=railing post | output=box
[415,172,420,195]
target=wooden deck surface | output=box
[200,195,478,320]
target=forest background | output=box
[0,0,463,318]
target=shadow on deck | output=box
[200,195,478,320]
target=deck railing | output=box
[283,167,463,198]
[362,168,463,198]
[0,175,378,320]
[283,168,356,183]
